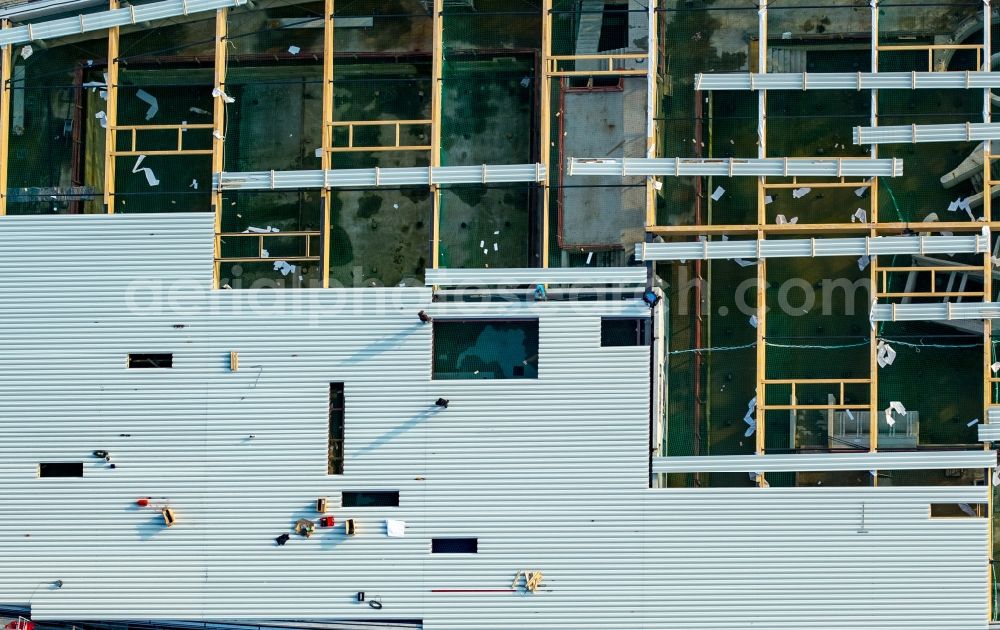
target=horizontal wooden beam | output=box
[112,149,214,156]
[647,222,995,236]
[548,69,647,77]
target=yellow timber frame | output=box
[110,123,216,157]
[540,0,552,268]
[0,1,657,279]
[0,20,10,216]
[652,0,998,613]
[546,53,649,77]
[103,0,120,212]
[321,0,442,281]
[326,119,432,153]
[429,0,443,271]
[319,0,334,287]
[211,7,227,287]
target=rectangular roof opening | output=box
[39,462,83,478]
[342,491,399,508]
[127,353,173,368]
[328,382,345,475]
[601,317,649,347]
[433,319,539,380]
[431,538,478,554]
[931,503,985,518]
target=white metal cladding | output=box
[214,164,546,191]
[567,156,904,177]
[0,0,104,21]
[0,0,246,46]
[425,267,646,287]
[635,234,988,262]
[989,407,1000,425]
[695,71,1000,91]
[854,122,1000,145]
[652,451,996,473]
[0,0,101,20]
[871,302,1000,321]
[0,213,989,630]
[979,421,1000,441]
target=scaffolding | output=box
[0,0,660,281]
[646,1,999,614]
[650,1,994,468]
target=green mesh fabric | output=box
[6,33,107,214]
[438,185,536,269]
[328,186,429,287]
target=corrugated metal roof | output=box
[567,156,904,177]
[979,421,1000,442]
[0,0,244,45]
[653,451,996,473]
[0,214,990,629]
[695,71,1000,91]
[872,302,1000,321]
[425,267,646,287]
[0,0,104,21]
[214,165,545,191]
[855,122,1000,145]
[636,234,988,261]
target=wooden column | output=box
[430,0,443,269]
[754,0,768,480]
[869,0,880,460]
[320,0,334,286]
[644,0,658,228]
[0,21,11,216]
[539,0,552,268]
[212,7,228,288]
[103,0,120,212]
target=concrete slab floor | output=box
[329,188,430,288]
[438,186,531,269]
[229,78,323,172]
[441,59,534,166]
[561,79,645,248]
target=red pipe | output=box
[431,589,516,593]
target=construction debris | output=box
[135,89,159,120]
[212,87,236,103]
[386,519,405,537]
[131,155,160,187]
[876,340,896,367]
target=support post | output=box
[755,0,768,483]
[320,0,334,287]
[539,0,552,268]
[0,21,11,216]
[869,0,880,463]
[871,0,878,129]
[755,257,767,460]
[644,0,658,228]
[430,0,443,269]
[212,7,228,288]
[103,0,120,213]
